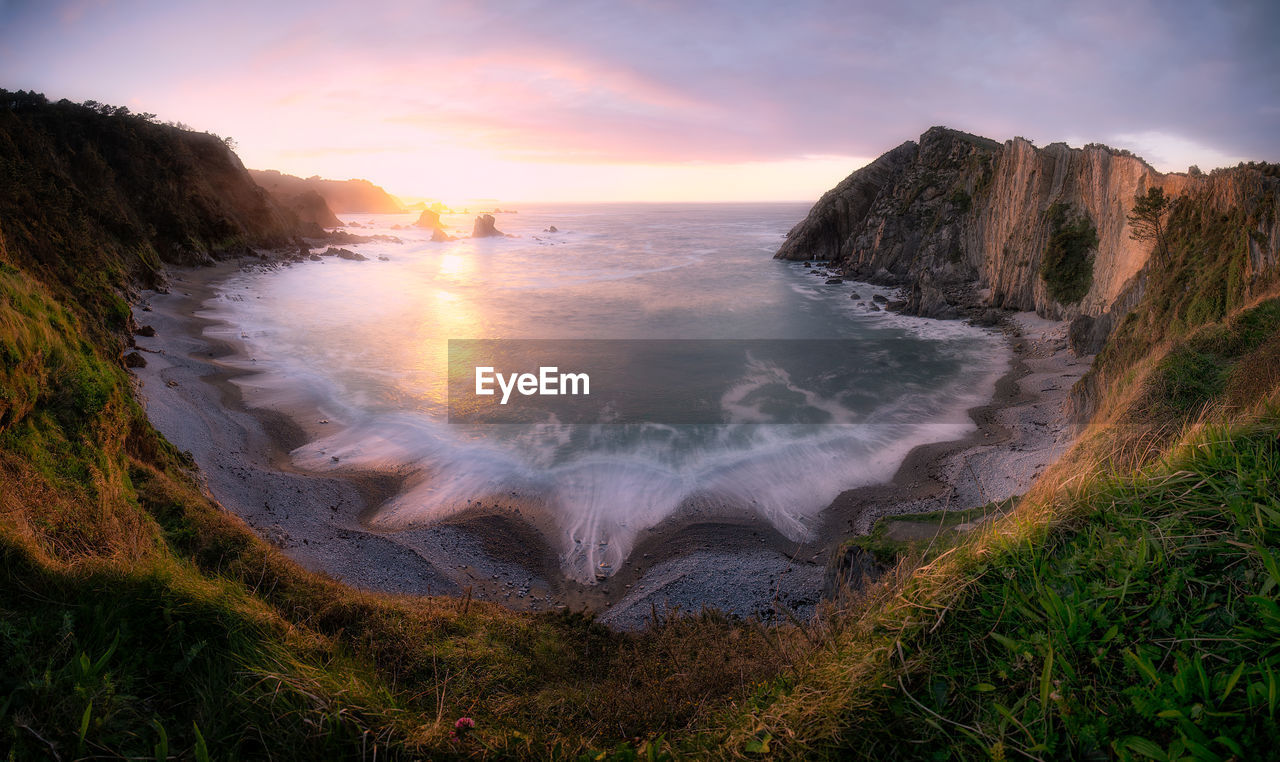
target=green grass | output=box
[1144,298,1280,419]
[843,421,1280,760]
[4,93,1280,759]
[1086,185,1278,410]
[711,417,1280,760]
[848,498,1018,565]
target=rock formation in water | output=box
[778,127,1280,346]
[414,209,441,229]
[472,213,504,238]
[321,247,367,261]
[414,209,455,241]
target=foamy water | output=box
[201,204,1009,582]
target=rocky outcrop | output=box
[777,127,1280,334]
[277,189,342,233]
[777,140,920,263]
[414,209,455,241]
[321,247,366,261]
[250,169,403,214]
[414,209,442,229]
[472,214,504,238]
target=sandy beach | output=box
[130,259,1090,629]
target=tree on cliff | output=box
[1127,187,1172,258]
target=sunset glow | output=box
[2,1,1276,202]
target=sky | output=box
[1,0,1277,204]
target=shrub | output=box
[947,188,972,213]
[1040,202,1099,303]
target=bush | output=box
[947,188,972,213]
[1040,202,1099,304]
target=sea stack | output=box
[472,213,504,238]
[413,209,443,229]
[414,209,455,241]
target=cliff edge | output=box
[778,128,1280,343]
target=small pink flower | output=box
[452,717,475,741]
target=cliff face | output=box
[778,128,1280,330]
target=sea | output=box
[201,203,1009,582]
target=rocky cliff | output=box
[778,128,1280,342]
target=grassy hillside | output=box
[2,92,1279,759]
[711,302,1280,759]
[0,92,788,760]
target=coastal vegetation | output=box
[1038,202,1098,304]
[2,91,1280,759]
[1127,187,1173,258]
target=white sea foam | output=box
[201,204,1009,582]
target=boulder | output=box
[322,247,367,261]
[472,214,504,238]
[972,308,1003,327]
[1068,313,1112,355]
[905,270,959,319]
[124,351,147,368]
[545,225,558,233]
[825,277,844,285]
[135,325,156,337]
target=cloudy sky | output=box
[2,0,1277,202]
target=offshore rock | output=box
[472,213,504,238]
[414,209,444,230]
[416,209,456,241]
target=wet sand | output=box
[130,259,1088,629]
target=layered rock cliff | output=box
[778,128,1280,342]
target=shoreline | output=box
[130,258,1088,628]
